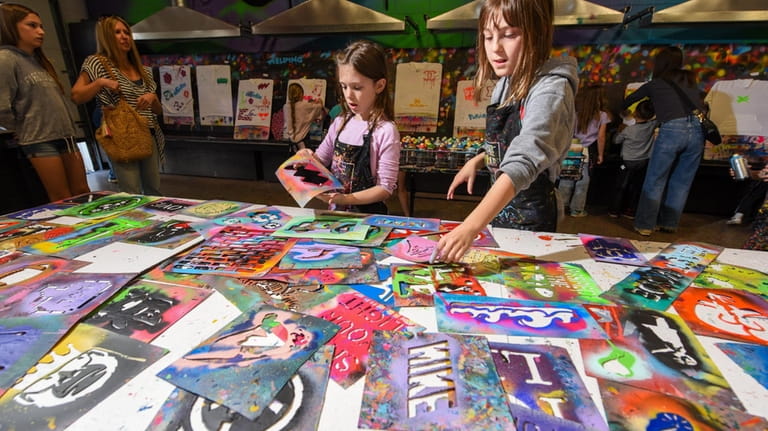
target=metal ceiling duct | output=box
[131,0,245,40]
[653,0,768,24]
[251,0,405,35]
[426,0,624,30]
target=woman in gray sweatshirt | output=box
[0,3,90,201]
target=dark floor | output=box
[86,170,754,249]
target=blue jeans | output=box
[558,156,590,214]
[112,137,161,196]
[634,116,703,231]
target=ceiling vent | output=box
[131,0,246,41]
[653,0,768,24]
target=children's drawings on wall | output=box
[394,62,442,133]
[196,64,234,126]
[158,65,194,125]
[234,78,273,140]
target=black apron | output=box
[483,101,558,232]
[331,125,388,215]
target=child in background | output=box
[558,84,609,217]
[435,0,578,262]
[283,83,326,151]
[609,99,657,219]
[296,40,400,214]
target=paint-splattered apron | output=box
[484,101,558,231]
[331,129,388,215]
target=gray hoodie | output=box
[493,56,579,192]
[0,46,76,145]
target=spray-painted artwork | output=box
[166,225,295,278]
[205,275,337,313]
[497,258,611,305]
[387,235,438,263]
[140,267,210,289]
[278,239,362,270]
[303,249,384,285]
[0,219,27,232]
[0,249,21,266]
[276,153,342,208]
[179,200,251,219]
[579,233,648,266]
[459,248,532,279]
[0,315,70,396]
[394,62,442,133]
[159,65,194,125]
[272,215,369,241]
[649,241,723,279]
[321,224,392,248]
[392,264,485,307]
[305,287,425,387]
[431,221,498,247]
[55,193,154,220]
[580,304,743,413]
[359,331,514,430]
[56,191,114,205]
[139,198,200,216]
[122,219,200,250]
[673,286,768,345]
[692,261,768,299]
[349,283,395,307]
[0,255,87,302]
[84,279,211,343]
[599,379,767,431]
[24,217,152,259]
[437,293,605,339]
[0,324,166,431]
[716,342,768,390]
[158,307,338,420]
[488,342,608,431]
[0,222,74,250]
[4,203,72,222]
[236,206,293,232]
[148,345,333,431]
[363,214,441,232]
[234,78,273,140]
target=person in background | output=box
[622,46,704,236]
[283,83,326,151]
[435,0,578,262]
[609,99,657,219]
[558,84,609,217]
[297,40,400,214]
[0,3,90,202]
[742,165,768,250]
[725,161,768,225]
[71,15,162,195]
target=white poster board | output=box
[394,62,442,133]
[453,79,493,138]
[196,65,233,126]
[158,65,194,125]
[705,79,768,136]
[234,78,273,140]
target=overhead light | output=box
[653,0,768,24]
[426,0,624,30]
[131,0,246,41]
[251,0,405,35]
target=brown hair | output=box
[287,83,304,139]
[474,0,554,105]
[334,40,393,127]
[94,15,150,83]
[575,85,606,134]
[1,3,63,92]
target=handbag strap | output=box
[94,55,129,104]
[663,78,703,116]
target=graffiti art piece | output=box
[276,153,342,208]
[359,331,514,430]
[392,264,485,307]
[139,198,201,216]
[394,62,442,133]
[579,233,648,266]
[0,255,86,302]
[55,193,154,219]
[436,293,605,339]
[272,215,369,241]
[302,249,384,285]
[158,307,338,420]
[278,239,362,270]
[497,258,611,305]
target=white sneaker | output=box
[726,213,743,225]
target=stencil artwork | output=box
[349,283,395,307]
[459,248,532,281]
[321,224,392,247]
[392,263,485,307]
[673,286,768,345]
[0,315,70,396]
[272,216,370,241]
[158,307,338,420]
[55,193,153,219]
[692,261,768,299]
[0,249,21,266]
[600,266,693,311]
[648,241,723,279]
[56,190,114,205]
[139,267,211,289]
[123,219,200,249]
[179,199,251,219]
[148,345,334,431]
[435,293,605,339]
[387,235,438,263]
[303,249,384,285]
[497,258,611,305]
[278,239,362,270]
[4,203,72,222]
[0,219,27,232]
[167,225,295,278]
[0,255,88,302]
[240,206,293,231]
[599,380,767,431]
[139,198,200,215]
[579,234,648,266]
[204,276,337,313]
[276,153,342,207]
[24,217,152,259]
[716,342,768,390]
[488,342,608,431]
[0,324,166,430]
[580,304,743,413]
[305,287,425,387]
[84,280,211,343]
[432,221,499,247]
[0,222,74,250]
[363,214,441,232]
[359,331,514,430]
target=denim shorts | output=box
[20,139,78,158]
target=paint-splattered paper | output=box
[359,331,514,430]
[157,307,338,420]
[148,345,334,430]
[271,215,369,241]
[0,254,89,303]
[0,324,166,431]
[692,261,768,299]
[394,62,442,133]
[278,239,362,270]
[497,258,611,305]
[276,153,342,208]
[435,293,605,339]
[716,342,768,390]
[579,233,648,266]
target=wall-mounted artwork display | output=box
[158,65,194,125]
[394,62,442,133]
[234,78,273,140]
[195,65,234,126]
[453,79,492,139]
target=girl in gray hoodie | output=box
[435,0,578,262]
[0,3,90,201]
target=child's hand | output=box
[434,223,476,262]
[296,148,314,158]
[447,155,483,199]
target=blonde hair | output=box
[474,0,554,105]
[1,3,63,92]
[287,83,304,138]
[94,16,150,83]
[334,40,393,128]
[575,85,605,134]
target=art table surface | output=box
[11,205,768,430]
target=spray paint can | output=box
[730,154,750,181]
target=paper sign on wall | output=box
[234,78,273,140]
[454,79,492,138]
[196,65,233,126]
[158,65,194,126]
[394,62,442,133]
